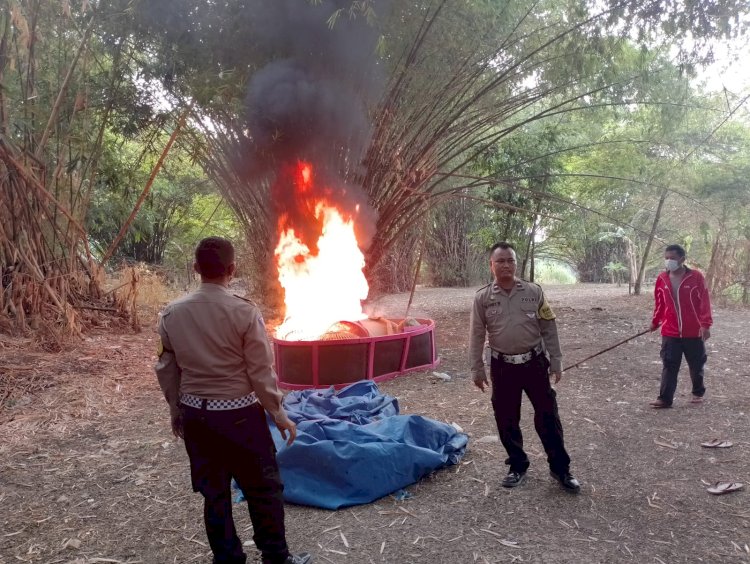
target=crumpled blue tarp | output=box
[261,380,469,510]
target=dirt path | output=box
[1,285,749,564]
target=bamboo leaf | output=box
[327,8,342,30]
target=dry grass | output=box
[105,263,183,332]
[1,285,749,564]
[109,264,180,312]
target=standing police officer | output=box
[155,237,312,564]
[469,242,580,493]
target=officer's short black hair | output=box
[665,244,686,258]
[195,237,235,278]
[490,241,516,256]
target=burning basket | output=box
[273,317,438,390]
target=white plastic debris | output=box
[432,371,452,381]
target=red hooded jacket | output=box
[652,267,713,338]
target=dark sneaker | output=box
[550,471,581,493]
[501,471,526,488]
[262,553,313,564]
[284,553,313,564]
[649,399,672,409]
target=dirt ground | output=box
[1,284,749,564]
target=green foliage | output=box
[5,0,750,306]
[86,130,238,271]
[425,194,488,286]
[535,260,578,285]
[604,261,628,273]
[603,260,628,284]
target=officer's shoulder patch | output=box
[528,282,546,298]
[233,294,256,306]
[476,283,491,293]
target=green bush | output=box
[535,260,577,285]
[719,283,745,304]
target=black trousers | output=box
[658,336,707,405]
[182,402,289,564]
[490,353,571,476]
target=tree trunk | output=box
[742,241,750,305]
[501,210,514,241]
[705,211,727,294]
[405,219,428,317]
[526,200,542,281]
[521,226,533,279]
[0,4,10,135]
[634,189,668,295]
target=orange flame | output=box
[274,164,369,340]
[298,162,312,192]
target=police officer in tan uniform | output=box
[155,237,313,564]
[469,242,580,493]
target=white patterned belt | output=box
[180,392,258,411]
[491,344,544,364]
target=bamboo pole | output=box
[563,329,651,372]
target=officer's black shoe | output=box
[501,470,526,488]
[550,471,581,493]
[283,553,313,564]
[261,553,312,564]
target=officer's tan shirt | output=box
[469,278,563,380]
[155,283,284,419]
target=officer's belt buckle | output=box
[492,344,543,364]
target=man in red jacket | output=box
[649,244,713,408]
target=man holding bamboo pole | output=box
[649,244,713,409]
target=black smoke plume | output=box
[241,0,386,250]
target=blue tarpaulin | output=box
[260,381,469,510]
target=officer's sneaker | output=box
[501,470,526,488]
[550,471,581,493]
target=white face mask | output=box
[665,259,681,272]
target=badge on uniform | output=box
[538,299,556,320]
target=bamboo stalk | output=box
[101,103,193,264]
[404,213,428,318]
[0,140,87,238]
[35,16,96,159]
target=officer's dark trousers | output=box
[658,336,707,405]
[490,353,571,476]
[182,402,289,564]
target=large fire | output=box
[274,163,369,340]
